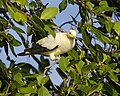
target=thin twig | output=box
[52,26,65,32]
[59,21,73,28]
[59,11,80,28]
[5,81,11,96]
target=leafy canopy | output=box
[0,0,120,96]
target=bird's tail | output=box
[17,48,33,56]
[17,44,45,56]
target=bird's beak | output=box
[73,34,77,39]
[73,36,76,39]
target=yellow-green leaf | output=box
[59,56,70,72]
[75,60,85,75]
[105,20,113,33]
[14,12,27,23]
[99,1,108,7]
[6,3,15,18]
[113,21,120,35]
[14,12,21,22]
[109,72,118,82]
[41,7,58,20]
[86,1,93,11]
[0,1,3,8]
[41,76,49,86]
[36,75,43,86]
[14,73,25,86]
[38,86,50,96]
[19,87,36,93]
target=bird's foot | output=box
[43,61,57,76]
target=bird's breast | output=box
[58,38,75,54]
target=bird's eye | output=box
[69,32,71,34]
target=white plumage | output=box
[25,29,76,60]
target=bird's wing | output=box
[24,33,63,55]
[36,34,60,50]
[24,43,59,55]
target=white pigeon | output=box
[24,29,76,60]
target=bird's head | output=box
[67,29,76,39]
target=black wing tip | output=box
[17,52,26,56]
[17,48,32,56]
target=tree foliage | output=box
[0,0,120,96]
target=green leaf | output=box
[89,26,111,44]
[82,30,91,46]
[41,7,58,20]
[68,50,79,60]
[105,20,113,33]
[113,21,120,35]
[41,76,49,86]
[14,12,21,22]
[0,80,2,88]
[59,0,67,12]
[59,56,70,72]
[7,33,22,46]
[44,25,56,38]
[14,73,25,86]
[0,16,8,30]
[68,0,74,4]
[72,89,79,96]
[103,35,112,44]
[99,1,108,6]
[24,74,39,78]
[86,1,93,11]
[56,68,67,79]
[0,1,3,8]
[16,93,27,96]
[87,83,103,96]
[75,60,85,75]
[37,75,49,86]
[36,75,43,86]
[14,12,27,23]
[6,3,15,18]
[113,68,120,73]
[102,53,108,62]
[7,33,14,41]
[82,62,96,73]
[104,83,118,96]
[88,79,97,85]
[38,86,50,96]
[12,39,22,46]
[77,84,90,93]
[9,43,17,57]
[0,41,4,47]
[19,87,36,93]
[79,50,85,59]
[12,26,25,33]
[32,15,44,27]
[109,72,118,82]
[93,1,117,13]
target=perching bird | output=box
[21,29,76,60]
